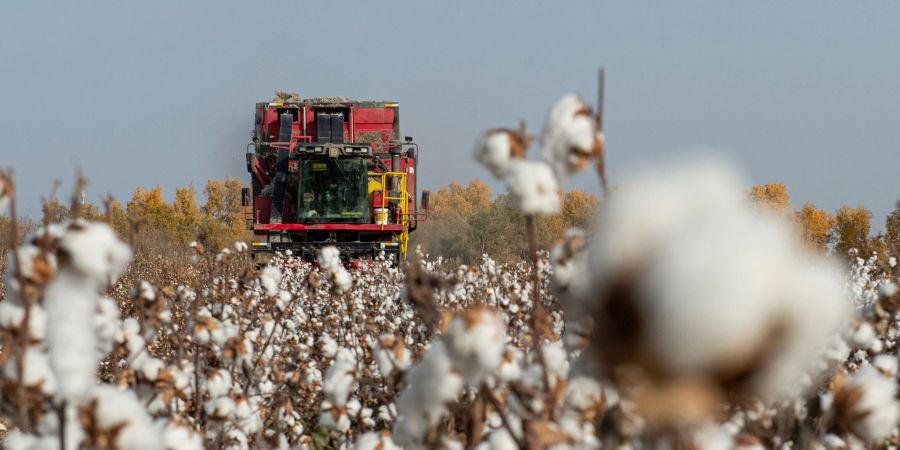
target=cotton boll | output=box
[539,94,603,180]
[91,385,164,450]
[259,266,282,297]
[57,221,132,286]
[0,300,48,340]
[497,348,524,382]
[549,229,591,316]
[475,130,530,178]
[206,396,237,420]
[44,270,100,401]
[873,355,898,378]
[318,334,339,358]
[501,160,560,216]
[477,429,519,450]
[318,246,342,272]
[355,431,399,450]
[319,408,352,432]
[323,348,357,407]
[442,306,506,384]
[848,322,876,350]
[834,366,900,443]
[581,160,747,291]
[394,341,464,445]
[206,368,233,399]
[332,268,353,294]
[95,297,121,357]
[7,243,56,287]
[880,282,898,299]
[140,357,166,382]
[565,375,606,413]
[161,421,204,450]
[375,334,412,378]
[581,159,850,408]
[3,347,58,395]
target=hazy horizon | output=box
[2,1,899,226]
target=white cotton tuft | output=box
[332,268,353,294]
[3,346,57,395]
[57,221,132,287]
[393,341,464,448]
[318,246,353,294]
[442,307,506,384]
[91,385,164,450]
[206,368,233,399]
[475,131,516,178]
[0,299,48,340]
[318,246,342,272]
[581,159,850,399]
[259,266,282,297]
[838,366,900,442]
[501,160,560,216]
[44,270,100,401]
[323,348,357,407]
[161,422,204,450]
[873,354,898,378]
[539,94,601,180]
[355,432,400,450]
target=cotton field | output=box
[1,95,900,450]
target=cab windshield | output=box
[297,158,369,223]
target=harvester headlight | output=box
[314,147,323,153]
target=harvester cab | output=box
[244,97,428,262]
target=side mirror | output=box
[421,190,431,210]
[241,187,251,207]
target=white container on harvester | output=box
[374,208,388,225]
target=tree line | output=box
[750,183,899,260]
[0,178,249,260]
[412,180,900,264]
[2,179,896,266]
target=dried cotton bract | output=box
[575,160,850,422]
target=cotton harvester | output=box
[243,96,429,263]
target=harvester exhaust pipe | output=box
[271,113,293,224]
[389,147,401,191]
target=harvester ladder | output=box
[369,171,410,256]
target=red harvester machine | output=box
[243,96,429,263]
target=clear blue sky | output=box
[2,1,899,224]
